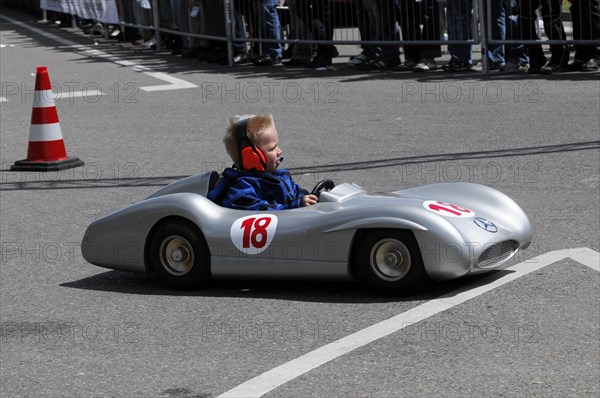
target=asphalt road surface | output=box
[1,8,599,398]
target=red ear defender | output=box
[241,146,266,172]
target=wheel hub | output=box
[171,247,189,263]
[370,239,412,282]
[384,250,403,267]
[159,235,195,276]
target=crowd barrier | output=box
[8,0,600,72]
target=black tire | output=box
[148,219,211,290]
[356,230,429,296]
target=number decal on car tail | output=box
[423,200,474,218]
[230,215,278,254]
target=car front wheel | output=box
[149,219,210,289]
[357,230,428,295]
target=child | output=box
[208,115,318,210]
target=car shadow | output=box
[60,269,514,303]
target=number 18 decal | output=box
[423,200,474,218]
[230,214,278,254]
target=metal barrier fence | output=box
[34,0,600,72]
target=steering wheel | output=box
[310,179,336,197]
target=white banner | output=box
[40,0,120,24]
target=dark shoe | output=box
[487,62,505,71]
[282,44,294,59]
[253,54,282,66]
[581,58,599,72]
[331,46,339,58]
[282,58,310,67]
[394,60,418,72]
[567,58,599,72]
[413,58,437,72]
[233,52,253,65]
[368,58,400,70]
[131,36,144,45]
[442,60,472,72]
[82,23,104,35]
[304,55,332,68]
[527,55,548,74]
[163,36,183,51]
[500,61,529,72]
[539,63,562,74]
[353,58,375,70]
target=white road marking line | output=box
[568,247,600,272]
[218,247,600,398]
[0,14,198,92]
[0,97,7,102]
[54,90,105,100]
[140,72,198,91]
[63,90,104,98]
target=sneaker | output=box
[346,53,371,68]
[142,37,157,49]
[413,58,437,72]
[109,28,121,39]
[393,60,418,72]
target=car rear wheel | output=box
[357,230,428,295]
[149,219,210,289]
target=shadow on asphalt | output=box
[60,268,513,303]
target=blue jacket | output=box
[208,168,309,210]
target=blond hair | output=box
[224,114,275,168]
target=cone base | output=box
[11,157,84,172]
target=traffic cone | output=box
[11,66,84,171]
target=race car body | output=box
[81,171,532,293]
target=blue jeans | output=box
[446,0,473,64]
[488,0,529,65]
[446,0,528,66]
[259,0,282,57]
